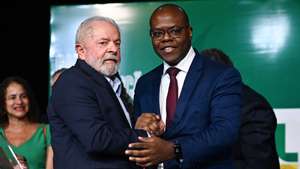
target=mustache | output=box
[103,53,118,62]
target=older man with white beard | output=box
[47,16,148,169]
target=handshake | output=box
[125,113,176,167]
[135,113,165,136]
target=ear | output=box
[188,26,193,38]
[75,43,86,60]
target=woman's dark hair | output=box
[0,76,40,124]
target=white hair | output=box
[75,16,120,44]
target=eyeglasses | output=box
[150,26,188,40]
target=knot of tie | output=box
[166,67,180,77]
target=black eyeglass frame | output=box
[150,25,189,40]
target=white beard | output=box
[98,53,119,77]
[99,61,119,77]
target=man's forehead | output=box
[151,12,186,27]
[154,6,183,16]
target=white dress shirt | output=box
[105,76,132,128]
[159,47,195,125]
[158,47,195,169]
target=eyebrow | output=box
[7,93,27,97]
[96,37,120,41]
[152,25,183,30]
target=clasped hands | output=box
[134,113,165,136]
[125,113,175,167]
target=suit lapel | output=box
[165,54,204,135]
[152,65,164,116]
[76,59,132,128]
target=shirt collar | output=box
[105,76,122,96]
[163,47,195,74]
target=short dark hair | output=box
[150,3,190,27]
[51,68,67,79]
[0,76,40,125]
[200,48,234,66]
[51,68,67,86]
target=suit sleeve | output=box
[51,75,146,155]
[133,79,143,118]
[177,68,242,168]
[237,100,279,169]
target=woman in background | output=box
[0,76,53,169]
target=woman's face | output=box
[5,82,29,119]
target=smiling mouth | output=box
[161,46,175,53]
[14,107,25,111]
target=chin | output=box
[100,64,118,77]
[10,113,28,119]
[160,54,177,62]
[164,58,178,66]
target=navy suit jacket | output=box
[134,51,242,169]
[48,59,146,169]
[233,84,280,169]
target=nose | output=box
[107,41,119,53]
[15,96,23,104]
[161,31,172,41]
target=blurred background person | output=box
[0,76,53,169]
[201,48,280,169]
[50,68,67,87]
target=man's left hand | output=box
[125,136,175,167]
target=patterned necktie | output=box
[166,67,180,127]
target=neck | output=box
[7,117,30,128]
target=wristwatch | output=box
[174,143,183,163]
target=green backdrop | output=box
[50,1,300,168]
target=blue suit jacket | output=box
[48,59,146,169]
[134,51,242,169]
